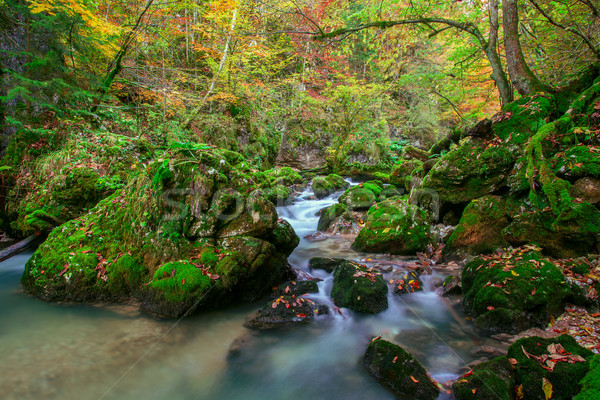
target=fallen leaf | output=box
[472,388,477,394]
[515,384,525,399]
[410,376,419,383]
[508,358,518,365]
[542,378,553,400]
[182,278,185,285]
[296,313,307,318]
[392,356,398,364]
[487,306,495,311]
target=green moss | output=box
[352,196,431,255]
[445,195,509,255]
[264,167,303,187]
[508,335,593,400]
[338,185,377,210]
[576,354,600,400]
[311,174,349,199]
[317,203,354,232]
[364,339,439,400]
[462,249,572,333]
[331,261,388,313]
[492,94,555,144]
[553,145,600,179]
[452,357,515,400]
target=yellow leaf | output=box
[516,384,524,400]
[382,228,391,234]
[511,270,519,277]
[542,378,553,400]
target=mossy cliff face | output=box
[22,146,298,317]
[352,196,431,255]
[461,247,572,333]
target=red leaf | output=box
[182,278,185,285]
[286,304,290,309]
[487,306,495,311]
[296,313,307,318]
[58,264,69,277]
[531,287,537,295]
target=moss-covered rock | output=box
[422,140,515,204]
[338,185,378,211]
[271,280,319,297]
[244,295,328,329]
[311,174,349,199]
[389,159,423,189]
[452,356,515,400]
[553,145,600,180]
[571,177,600,204]
[263,185,294,206]
[364,338,439,400]
[445,195,510,256]
[391,270,423,295]
[22,147,293,317]
[308,257,347,273]
[331,261,388,313]
[492,94,555,144]
[508,335,593,400]
[503,202,600,258]
[316,203,356,233]
[462,248,572,333]
[379,185,402,200]
[352,196,431,255]
[267,219,300,256]
[264,166,304,187]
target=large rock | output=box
[311,174,349,199]
[316,203,357,233]
[422,140,515,204]
[338,185,378,211]
[308,257,347,273]
[453,334,593,400]
[503,202,600,258]
[330,260,388,313]
[571,177,600,204]
[461,247,573,333]
[21,147,293,317]
[444,195,510,256]
[364,338,440,400]
[352,196,431,255]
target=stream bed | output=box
[0,186,494,400]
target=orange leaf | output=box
[392,356,398,364]
[182,278,185,285]
[472,388,477,394]
[410,376,419,383]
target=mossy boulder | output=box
[462,248,572,333]
[492,94,555,144]
[308,257,347,273]
[379,185,402,200]
[244,295,328,329]
[571,177,600,204]
[264,166,304,187]
[553,145,600,180]
[422,141,515,204]
[391,271,423,295]
[311,174,349,199]
[452,356,515,400]
[330,261,388,313]
[445,195,510,256]
[316,203,356,233]
[266,219,300,256]
[22,147,293,317]
[389,159,423,188]
[503,202,600,258]
[352,196,431,255]
[338,185,377,211]
[508,335,593,400]
[264,185,294,206]
[364,338,439,400]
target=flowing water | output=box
[0,184,491,400]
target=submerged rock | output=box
[316,203,357,234]
[364,338,440,400]
[352,196,431,255]
[390,270,424,295]
[330,260,388,313]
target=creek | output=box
[0,184,492,399]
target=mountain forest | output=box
[1,0,600,399]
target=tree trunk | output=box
[503,0,549,95]
[486,0,513,105]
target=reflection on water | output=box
[0,183,488,399]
